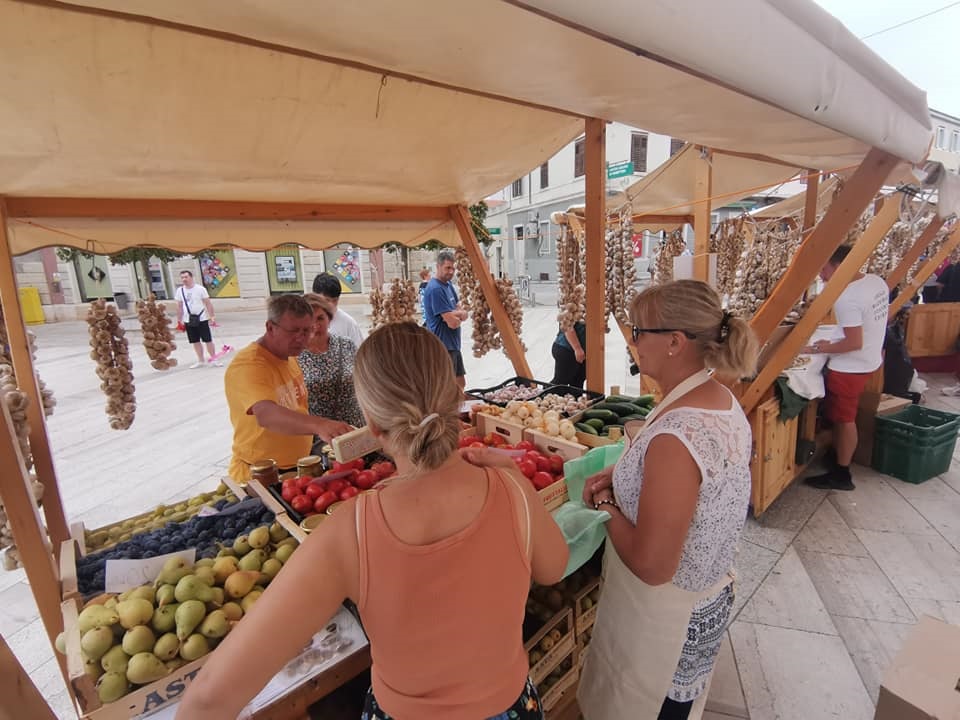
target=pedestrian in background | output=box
[550,321,587,388]
[176,270,220,368]
[423,249,468,392]
[312,271,365,347]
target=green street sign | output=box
[607,160,634,179]
[485,227,502,235]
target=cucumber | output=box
[620,414,648,422]
[601,424,624,436]
[575,422,598,435]
[594,402,642,417]
[634,394,656,407]
[583,408,618,422]
[604,395,637,405]
[584,418,606,431]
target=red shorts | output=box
[823,370,871,423]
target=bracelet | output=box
[594,498,619,512]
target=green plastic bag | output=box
[562,440,626,503]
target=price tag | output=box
[105,549,196,593]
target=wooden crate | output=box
[525,608,575,685]
[574,428,623,448]
[571,578,601,636]
[523,429,588,461]
[476,412,526,445]
[537,644,580,712]
[538,479,569,513]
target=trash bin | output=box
[18,287,45,325]
[114,292,130,310]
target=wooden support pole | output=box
[750,148,899,345]
[450,206,532,378]
[0,203,69,551]
[886,217,946,291]
[631,214,694,226]
[584,118,607,393]
[692,147,713,281]
[0,633,57,720]
[890,226,960,315]
[740,199,900,414]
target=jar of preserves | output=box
[249,459,279,485]
[297,455,324,478]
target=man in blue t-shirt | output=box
[423,249,468,391]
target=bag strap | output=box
[180,287,193,313]
[494,467,531,561]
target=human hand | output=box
[591,487,615,509]
[210,319,219,327]
[314,418,353,442]
[582,467,613,505]
[803,340,826,354]
[459,446,520,470]
[574,348,585,363]
[176,322,185,332]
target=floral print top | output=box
[297,335,364,428]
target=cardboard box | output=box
[874,616,960,720]
[854,393,912,467]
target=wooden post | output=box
[740,199,900,414]
[890,226,960,315]
[802,171,820,234]
[692,147,713,281]
[450,206,532,378]
[584,118,606,393]
[749,148,899,346]
[0,633,57,720]
[0,203,69,551]
[886,218,946,291]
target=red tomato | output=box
[340,486,361,501]
[311,480,328,493]
[548,454,565,475]
[517,459,537,479]
[532,471,555,490]
[305,483,325,501]
[351,459,366,472]
[516,440,535,452]
[534,456,551,473]
[355,470,378,490]
[281,477,299,493]
[371,461,396,480]
[280,485,299,503]
[347,469,360,484]
[484,433,506,446]
[314,490,339,513]
[470,441,485,449]
[331,461,347,472]
[458,436,476,448]
[291,494,314,515]
[326,479,348,494]
[525,450,544,462]
[296,475,313,491]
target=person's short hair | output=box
[312,272,342,299]
[437,249,456,266]
[303,293,336,321]
[419,267,431,281]
[267,294,313,324]
[179,270,193,277]
[829,245,853,266]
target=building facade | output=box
[929,108,960,173]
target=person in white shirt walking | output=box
[804,245,889,491]
[176,270,221,368]
[311,272,365,348]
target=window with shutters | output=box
[539,162,549,189]
[512,178,523,198]
[936,126,946,149]
[631,133,648,173]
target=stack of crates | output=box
[872,406,960,484]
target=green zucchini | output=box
[594,402,642,417]
[575,422,598,435]
[583,408,618,422]
[619,413,648,422]
[584,418,606,431]
[633,394,656,407]
[604,395,637,405]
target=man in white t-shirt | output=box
[176,270,220,368]
[311,272,364,348]
[804,245,889,491]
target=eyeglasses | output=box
[631,326,697,342]
[270,321,312,338]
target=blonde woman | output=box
[579,280,758,720]
[177,322,568,720]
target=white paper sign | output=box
[105,549,196,593]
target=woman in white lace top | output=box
[578,280,758,720]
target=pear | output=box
[155,556,193,586]
[205,587,225,612]
[127,652,169,685]
[221,602,243,622]
[179,634,211,662]
[156,584,176,608]
[151,605,178,634]
[269,522,288,544]
[55,632,67,655]
[199,610,230,639]
[78,605,120,634]
[232,535,251,555]
[224,570,261,600]
[195,557,215,568]
[96,672,130,703]
[248,526,271,549]
[117,588,133,603]
[260,558,283,581]
[193,566,217,587]
[83,656,104,682]
[274,544,295,564]
[122,625,156,656]
[153,633,181,662]
[238,549,267,572]
[80,626,115,661]
[240,590,262,614]
[100,645,131,674]
[117,599,155,630]
[175,600,206,641]
[216,547,237,558]
[212,556,239,585]
[103,597,119,610]
[128,586,156,605]
[166,658,187,672]
[277,536,298,549]
[174,575,217,603]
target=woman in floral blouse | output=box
[300,294,364,449]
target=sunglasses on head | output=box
[631,326,697,341]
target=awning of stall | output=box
[752,176,842,220]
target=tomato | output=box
[311,480,328,493]
[355,470,378,490]
[470,441,485,449]
[516,440,535,452]
[535,456,552,474]
[532,471,555,490]
[314,490,339,513]
[517,459,537,479]
[351,459,366,472]
[281,485,299,503]
[326,479,348,494]
[548,455,565,475]
[296,475,313,491]
[525,450,544,462]
[290,494,314,515]
[484,432,506,446]
[348,469,360,484]
[281,477,299,494]
[305,483,325,501]
[340,486,361,501]
[458,436,476,448]
[371,461,396,480]
[331,461,347,472]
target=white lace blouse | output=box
[612,396,751,592]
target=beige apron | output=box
[577,369,734,720]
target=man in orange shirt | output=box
[225,294,352,481]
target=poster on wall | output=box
[200,250,241,298]
[265,246,303,293]
[322,248,362,293]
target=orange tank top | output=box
[357,468,532,719]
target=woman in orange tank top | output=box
[177,322,569,720]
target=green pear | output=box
[199,610,230,639]
[100,645,131,674]
[277,536,298,549]
[193,566,217,587]
[55,632,67,655]
[80,626,115,662]
[260,558,283,581]
[117,599,155,630]
[205,587,225,612]
[232,535,251,555]
[174,575,217,603]
[96,672,130,703]
[103,597,119,610]
[151,604,178,634]
[155,556,193,586]
[221,602,243,622]
[122,625,156,656]
[83,656,104,682]
[216,547,237,558]
[238,549,267,572]
[127,652,169,685]
[156,584,176,608]
[195,558,216,568]
[269,522,288,544]
[248,526,270,549]
[274,544,295,564]
[179,634,211,662]
[128,585,156,605]
[78,605,120,634]
[224,570,261,600]
[165,657,187,672]
[240,590,262,614]
[212,556,239,585]
[153,633,181,662]
[175,600,206,641]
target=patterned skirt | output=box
[668,583,735,703]
[362,676,543,720]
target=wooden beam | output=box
[692,147,713,281]
[890,226,960,315]
[741,201,900,413]
[0,633,57,720]
[709,147,809,172]
[450,206,532,378]
[584,118,606,394]
[750,148,899,346]
[0,203,69,550]
[886,217,946,291]
[802,172,820,234]
[4,197,451,222]
[631,214,694,225]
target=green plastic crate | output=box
[871,405,960,484]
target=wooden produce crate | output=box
[523,429,587,461]
[525,608,575,685]
[538,479,569,513]
[476,412,526,445]
[571,578,601,636]
[537,644,579,712]
[574,426,624,448]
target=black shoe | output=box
[804,471,856,491]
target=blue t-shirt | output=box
[423,278,461,351]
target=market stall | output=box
[0,0,943,716]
